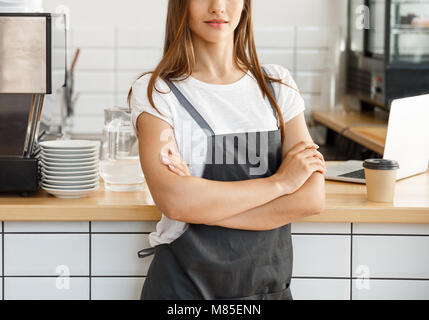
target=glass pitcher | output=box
[100,107,145,192]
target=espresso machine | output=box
[0,13,67,195]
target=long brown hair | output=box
[127,0,298,145]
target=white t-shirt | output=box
[130,63,305,247]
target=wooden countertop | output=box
[311,104,389,155]
[0,161,428,223]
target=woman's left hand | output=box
[160,148,191,177]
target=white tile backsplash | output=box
[4,234,90,276]
[73,71,115,93]
[257,49,295,71]
[71,115,105,134]
[295,71,323,93]
[0,235,2,276]
[91,277,145,300]
[91,234,153,276]
[117,28,165,48]
[72,27,116,48]
[296,26,332,48]
[292,235,351,278]
[291,222,351,234]
[73,48,115,71]
[352,236,429,279]
[352,279,429,300]
[291,278,350,300]
[254,27,295,48]
[117,71,143,93]
[73,94,116,116]
[4,278,90,300]
[91,222,157,233]
[117,48,163,71]
[4,222,89,233]
[296,49,329,71]
[353,223,429,235]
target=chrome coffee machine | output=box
[0,13,67,195]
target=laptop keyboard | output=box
[338,169,366,179]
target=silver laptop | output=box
[325,93,429,184]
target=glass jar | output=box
[100,107,144,192]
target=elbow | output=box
[306,172,326,216]
[312,194,326,215]
[162,196,191,222]
[162,199,184,221]
[151,191,184,221]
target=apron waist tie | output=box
[138,247,156,258]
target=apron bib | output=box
[138,67,293,300]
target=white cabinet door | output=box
[292,235,351,278]
[4,278,89,300]
[91,277,145,300]
[352,236,429,279]
[91,234,153,276]
[353,223,429,235]
[291,278,350,300]
[4,234,89,276]
[352,279,429,300]
[4,222,89,233]
[91,222,157,233]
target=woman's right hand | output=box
[273,141,326,195]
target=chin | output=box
[196,32,232,44]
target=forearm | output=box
[207,172,326,231]
[162,173,285,224]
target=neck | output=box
[191,33,245,83]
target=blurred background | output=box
[42,0,348,141]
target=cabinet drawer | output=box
[4,277,89,300]
[352,236,429,279]
[4,234,89,276]
[91,234,152,276]
[352,279,429,300]
[292,223,351,234]
[291,278,350,300]
[91,277,145,300]
[292,235,351,277]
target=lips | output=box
[204,19,228,24]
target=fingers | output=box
[160,148,191,176]
[306,157,327,174]
[289,141,319,157]
[299,149,325,163]
[167,164,187,176]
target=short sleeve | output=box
[263,64,306,124]
[130,74,174,137]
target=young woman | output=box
[128,0,326,300]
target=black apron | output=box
[138,68,293,300]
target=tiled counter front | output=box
[1,222,429,300]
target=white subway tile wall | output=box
[66,24,344,134]
[2,222,429,299]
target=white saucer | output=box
[42,185,99,199]
[42,168,98,176]
[41,156,99,163]
[42,163,99,172]
[41,148,98,155]
[42,151,98,159]
[43,177,100,186]
[42,173,99,181]
[41,159,99,167]
[39,140,100,150]
[42,181,99,190]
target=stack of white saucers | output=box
[39,140,101,199]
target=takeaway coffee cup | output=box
[363,159,400,203]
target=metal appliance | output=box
[347,0,429,110]
[0,13,67,195]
